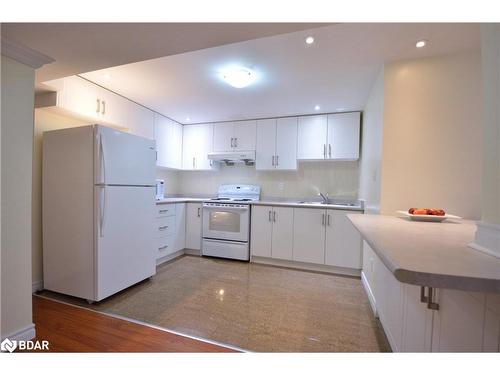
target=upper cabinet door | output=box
[182,125,198,170]
[276,117,298,170]
[297,115,328,160]
[62,76,101,121]
[213,122,234,152]
[128,102,154,139]
[154,114,171,168]
[255,119,277,170]
[233,120,256,151]
[171,122,183,169]
[99,87,129,128]
[183,124,215,170]
[327,112,360,160]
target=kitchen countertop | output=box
[156,196,364,211]
[348,214,500,293]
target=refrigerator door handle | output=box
[99,133,107,184]
[98,186,107,237]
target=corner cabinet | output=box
[362,241,500,352]
[297,112,360,161]
[256,117,298,170]
[154,114,182,169]
[182,124,218,171]
[213,120,256,152]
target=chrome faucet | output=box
[318,192,328,204]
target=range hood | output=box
[208,151,255,166]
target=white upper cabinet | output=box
[298,112,360,160]
[213,120,256,152]
[99,87,129,128]
[327,112,360,160]
[324,210,362,269]
[60,76,102,121]
[275,117,298,170]
[128,102,154,140]
[256,119,277,170]
[297,115,328,160]
[154,114,182,169]
[183,123,216,171]
[256,117,297,170]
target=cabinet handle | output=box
[209,160,213,167]
[231,137,234,148]
[327,214,331,226]
[159,209,169,214]
[159,225,169,230]
[192,157,195,169]
[272,155,275,166]
[158,245,168,251]
[420,286,439,310]
[323,144,326,158]
[197,207,201,217]
[102,100,106,115]
[234,138,238,147]
[420,286,428,303]
[322,213,325,226]
[273,211,276,222]
[268,210,272,222]
[276,155,279,166]
[328,144,332,158]
[96,98,101,113]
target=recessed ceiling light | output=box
[305,36,315,45]
[220,67,256,88]
[314,105,320,111]
[186,117,190,122]
[102,73,111,80]
[416,40,427,48]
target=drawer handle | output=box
[420,286,439,310]
[158,225,169,230]
[158,245,168,250]
[159,209,169,214]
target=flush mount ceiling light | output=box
[305,36,315,45]
[185,117,190,122]
[220,67,256,88]
[314,105,320,111]
[416,39,428,48]
[102,73,111,80]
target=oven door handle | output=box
[202,205,249,211]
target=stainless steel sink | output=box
[297,200,361,208]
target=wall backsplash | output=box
[163,161,359,199]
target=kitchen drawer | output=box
[155,216,175,237]
[156,204,176,218]
[156,235,175,259]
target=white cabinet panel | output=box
[431,289,486,352]
[271,206,293,260]
[250,206,273,257]
[171,122,183,169]
[213,122,234,152]
[327,112,360,160]
[297,115,327,160]
[233,120,256,151]
[402,284,434,352]
[174,203,186,252]
[293,208,326,264]
[128,103,154,139]
[325,210,362,269]
[99,88,129,128]
[256,119,276,170]
[61,76,101,121]
[185,203,202,250]
[183,124,215,170]
[155,114,182,169]
[276,117,298,170]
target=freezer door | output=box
[95,185,156,301]
[95,125,156,186]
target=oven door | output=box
[202,204,249,242]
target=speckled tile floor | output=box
[41,255,390,352]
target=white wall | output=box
[380,51,482,219]
[1,56,36,339]
[32,109,89,286]
[156,168,180,195]
[359,68,384,213]
[178,161,359,199]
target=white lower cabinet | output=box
[325,210,362,269]
[174,203,186,252]
[292,208,326,264]
[362,241,500,352]
[250,206,293,260]
[155,203,185,261]
[185,203,202,250]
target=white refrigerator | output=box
[43,125,157,302]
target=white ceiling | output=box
[1,23,324,83]
[79,24,478,123]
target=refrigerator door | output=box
[95,125,156,186]
[95,185,156,301]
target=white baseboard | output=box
[361,271,378,317]
[1,323,36,341]
[251,256,361,277]
[32,280,43,293]
[469,221,500,258]
[156,250,184,265]
[184,249,201,256]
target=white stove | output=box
[202,185,260,261]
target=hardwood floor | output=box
[31,295,238,352]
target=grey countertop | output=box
[348,214,500,293]
[156,196,364,211]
